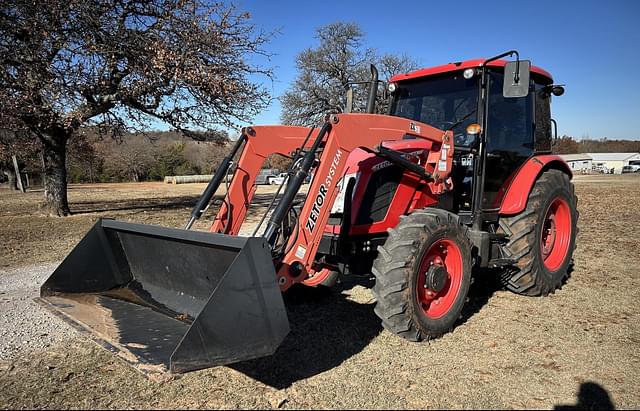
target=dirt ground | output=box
[0,182,289,269]
[0,175,639,409]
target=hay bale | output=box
[165,174,213,184]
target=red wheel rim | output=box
[541,197,572,272]
[416,239,463,319]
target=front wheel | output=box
[372,208,472,341]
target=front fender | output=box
[499,155,572,215]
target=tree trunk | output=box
[12,155,25,192]
[41,134,71,216]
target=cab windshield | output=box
[389,72,479,146]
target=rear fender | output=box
[499,155,572,215]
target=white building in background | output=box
[560,154,592,173]
[587,152,640,174]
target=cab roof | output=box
[390,59,553,84]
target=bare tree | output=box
[552,135,581,154]
[265,154,293,172]
[0,130,19,189]
[100,137,158,182]
[375,53,420,113]
[280,22,418,126]
[67,132,101,183]
[0,128,38,190]
[183,140,228,175]
[0,0,274,215]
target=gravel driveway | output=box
[0,263,74,360]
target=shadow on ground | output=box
[232,270,502,389]
[461,267,502,324]
[69,192,304,216]
[70,196,199,214]
[554,382,615,410]
[231,278,380,389]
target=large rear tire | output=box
[372,208,472,341]
[498,169,578,296]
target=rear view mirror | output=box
[503,60,530,98]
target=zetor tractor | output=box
[39,50,578,378]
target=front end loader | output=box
[38,50,578,378]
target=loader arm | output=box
[276,113,455,290]
[210,126,320,234]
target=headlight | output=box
[463,68,475,79]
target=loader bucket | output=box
[37,218,289,378]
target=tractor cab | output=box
[387,54,564,223]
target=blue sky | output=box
[232,0,640,140]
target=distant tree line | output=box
[553,136,640,154]
[1,127,293,187]
[66,129,231,184]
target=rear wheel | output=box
[498,169,578,295]
[372,208,472,341]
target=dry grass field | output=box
[0,174,639,409]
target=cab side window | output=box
[534,84,552,152]
[486,72,533,155]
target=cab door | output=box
[482,71,534,210]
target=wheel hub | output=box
[416,238,464,320]
[425,264,448,293]
[541,213,557,257]
[540,197,572,272]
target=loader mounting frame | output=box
[207,113,455,290]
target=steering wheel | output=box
[455,133,477,147]
[439,120,456,129]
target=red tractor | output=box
[39,51,578,377]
